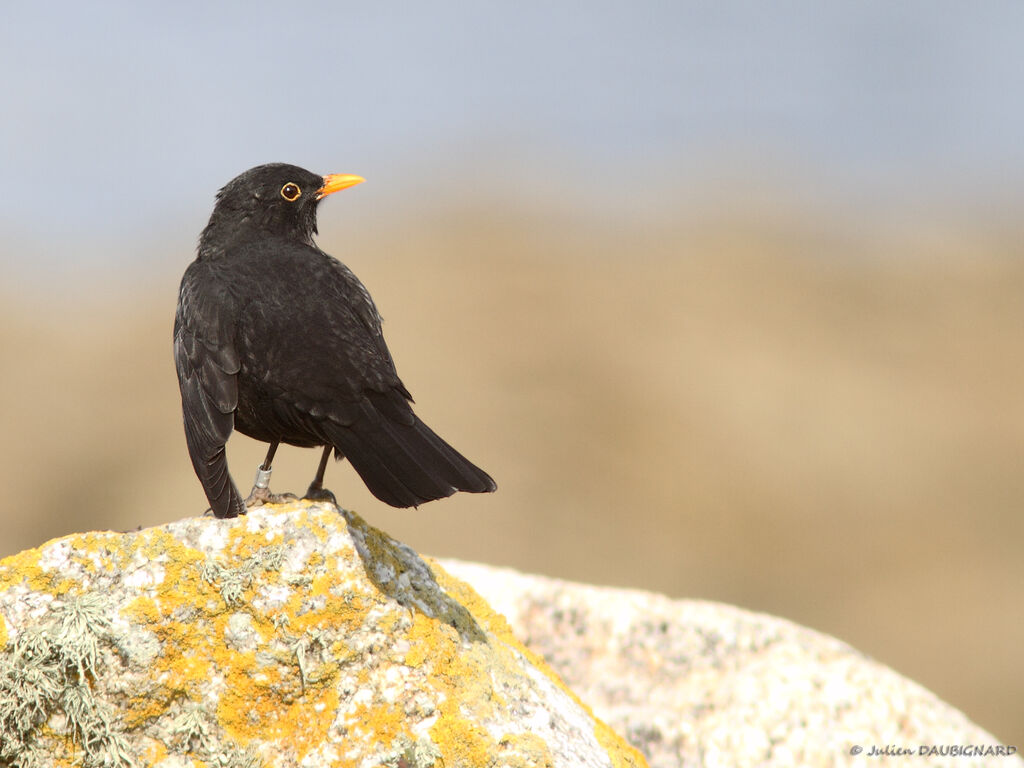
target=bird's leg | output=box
[303,445,338,505]
[245,441,298,507]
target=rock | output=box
[0,501,646,768]
[440,561,1022,768]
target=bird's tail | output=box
[322,395,496,508]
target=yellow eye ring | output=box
[281,183,301,201]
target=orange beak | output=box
[316,174,365,199]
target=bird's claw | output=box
[302,485,338,506]
[244,486,299,508]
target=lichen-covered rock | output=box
[441,561,1021,768]
[0,501,646,768]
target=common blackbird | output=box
[174,163,496,518]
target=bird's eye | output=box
[280,183,301,201]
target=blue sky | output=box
[3,2,1023,268]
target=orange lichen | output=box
[429,560,568,690]
[137,739,171,765]
[430,559,648,767]
[0,542,75,596]
[497,732,556,768]
[219,662,340,752]
[430,713,494,767]
[402,613,438,668]
[344,700,410,753]
[595,719,648,768]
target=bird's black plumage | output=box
[174,163,495,518]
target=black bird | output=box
[174,163,496,518]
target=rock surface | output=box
[441,561,1021,768]
[0,501,645,768]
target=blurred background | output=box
[2,1,1022,746]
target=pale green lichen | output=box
[379,734,442,767]
[210,744,264,768]
[0,593,135,768]
[170,704,212,753]
[199,544,286,606]
[291,626,333,692]
[0,644,61,744]
[170,704,264,767]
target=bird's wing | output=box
[237,250,414,429]
[173,262,244,518]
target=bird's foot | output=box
[302,483,338,507]
[244,486,298,508]
[244,463,296,508]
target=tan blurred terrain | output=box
[2,199,1022,744]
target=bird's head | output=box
[201,163,364,252]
